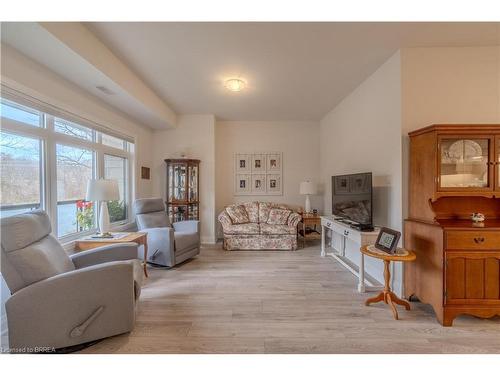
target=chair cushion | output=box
[226,205,250,224]
[136,211,171,230]
[1,211,75,293]
[267,208,292,225]
[222,223,260,235]
[260,223,297,235]
[174,231,200,253]
[133,197,165,215]
[243,202,259,223]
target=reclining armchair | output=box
[1,210,143,351]
[133,198,200,267]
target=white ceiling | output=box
[2,22,500,125]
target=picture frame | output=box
[267,153,281,172]
[235,154,251,173]
[374,227,401,254]
[267,174,281,195]
[252,154,266,173]
[141,166,150,180]
[235,174,251,195]
[251,174,266,194]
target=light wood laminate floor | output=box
[81,243,500,354]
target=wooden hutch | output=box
[165,159,200,223]
[405,124,500,326]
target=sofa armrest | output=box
[6,261,136,350]
[288,212,302,227]
[218,211,233,230]
[173,220,200,233]
[70,243,139,269]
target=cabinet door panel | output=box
[446,253,500,304]
[485,258,500,299]
[465,259,484,299]
[446,257,465,299]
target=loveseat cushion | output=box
[226,205,250,224]
[222,223,260,235]
[267,208,292,225]
[243,202,259,223]
[260,223,297,235]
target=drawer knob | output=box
[473,237,485,243]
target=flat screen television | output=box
[332,172,373,230]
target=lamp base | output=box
[305,195,311,213]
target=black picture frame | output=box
[374,227,401,254]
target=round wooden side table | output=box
[360,245,416,320]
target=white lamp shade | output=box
[299,181,317,195]
[86,179,120,202]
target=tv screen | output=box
[332,172,372,226]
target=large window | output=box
[0,96,135,240]
[104,154,127,223]
[56,144,96,236]
[0,131,42,217]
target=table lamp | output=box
[300,180,317,214]
[86,179,119,237]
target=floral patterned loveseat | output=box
[218,202,302,250]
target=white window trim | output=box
[1,98,135,242]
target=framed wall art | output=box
[234,152,283,196]
[235,154,251,173]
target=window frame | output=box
[1,97,135,242]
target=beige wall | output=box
[215,120,321,237]
[320,51,402,230]
[0,44,155,200]
[152,115,216,243]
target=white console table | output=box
[320,215,383,293]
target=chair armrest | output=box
[173,220,200,233]
[5,261,136,349]
[139,227,174,264]
[218,211,233,230]
[70,242,139,269]
[288,212,302,227]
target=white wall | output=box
[320,51,402,229]
[319,51,402,293]
[152,115,216,243]
[215,121,321,238]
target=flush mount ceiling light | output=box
[224,78,246,92]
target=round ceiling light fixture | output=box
[224,78,246,92]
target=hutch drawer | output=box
[445,230,500,250]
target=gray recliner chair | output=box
[133,198,200,267]
[1,210,143,351]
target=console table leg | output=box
[320,225,326,257]
[358,253,366,293]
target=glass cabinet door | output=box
[188,164,198,202]
[439,137,492,190]
[169,163,187,201]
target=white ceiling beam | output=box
[39,22,177,128]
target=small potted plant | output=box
[76,200,94,231]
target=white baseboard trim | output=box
[201,236,216,245]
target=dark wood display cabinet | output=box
[405,124,500,326]
[165,159,200,223]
